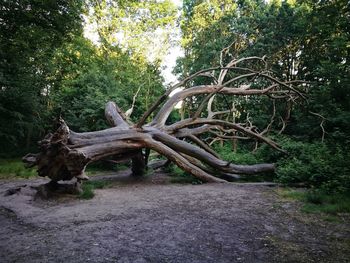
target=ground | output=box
[0,171,349,263]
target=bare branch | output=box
[151,85,280,127]
[151,130,274,175]
[125,84,143,119]
[173,125,212,138]
[105,101,129,128]
[143,137,226,183]
[309,111,327,142]
[168,118,286,153]
[209,130,250,140]
[278,117,287,135]
[186,135,221,159]
[137,56,295,127]
[136,66,221,127]
[24,56,310,186]
[260,100,276,135]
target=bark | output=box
[105,101,145,176]
[22,103,275,183]
[23,57,307,184]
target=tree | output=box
[49,36,165,132]
[173,0,349,192]
[177,0,349,143]
[23,56,307,186]
[48,0,177,133]
[0,0,83,155]
[84,0,177,62]
[0,0,172,157]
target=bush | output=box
[213,143,275,182]
[275,138,350,193]
[213,143,263,165]
[212,136,350,193]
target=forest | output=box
[0,1,350,262]
[0,0,349,194]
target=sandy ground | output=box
[0,171,349,263]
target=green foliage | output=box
[85,0,177,61]
[0,0,169,155]
[178,0,350,193]
[1,0,349,197]
[0,0,83,155]
[213,143,263,165]
[211,138,349,192]
[79,180,111,199]
[79,184,95,199]
[213,142,276,182]
[275,139,350,193]
[0,159,37,179]
[178,0,350,135]
[165,164,203,184]
[278,188,305,201]
[50,37,165,132]
[278,188,350,215]
[302,200,350,215]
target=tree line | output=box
[0,0,176,154]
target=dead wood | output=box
[23,57,307,184]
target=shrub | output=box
[79,180,111,199]
[275,138,350,193]
[213,143,263,165]
[212,137,350,193]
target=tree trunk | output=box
[22,102,275,184]
[23,57,307,185]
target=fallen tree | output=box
[23,57,307,185]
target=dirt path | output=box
[0,171,349,263]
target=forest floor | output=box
[0,170,349,263]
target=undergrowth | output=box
[85,161,129,176]
[79,180,111,199]
[0,159,37,179]
[213,139,350,194]
[278,188,350,216]
[164,164,203,184]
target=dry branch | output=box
[23,56,308,185]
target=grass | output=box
[166,165,203,185]
[0,159,128,179]
[144,167,155,177]
[301,191,350,215]
[79,180,111,199]
[170,175,202,184]
[0,159,37,179]
[278,188,306,201]
[85,161,129,176]
[278,188,350,215]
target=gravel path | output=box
[0,171,349,263]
